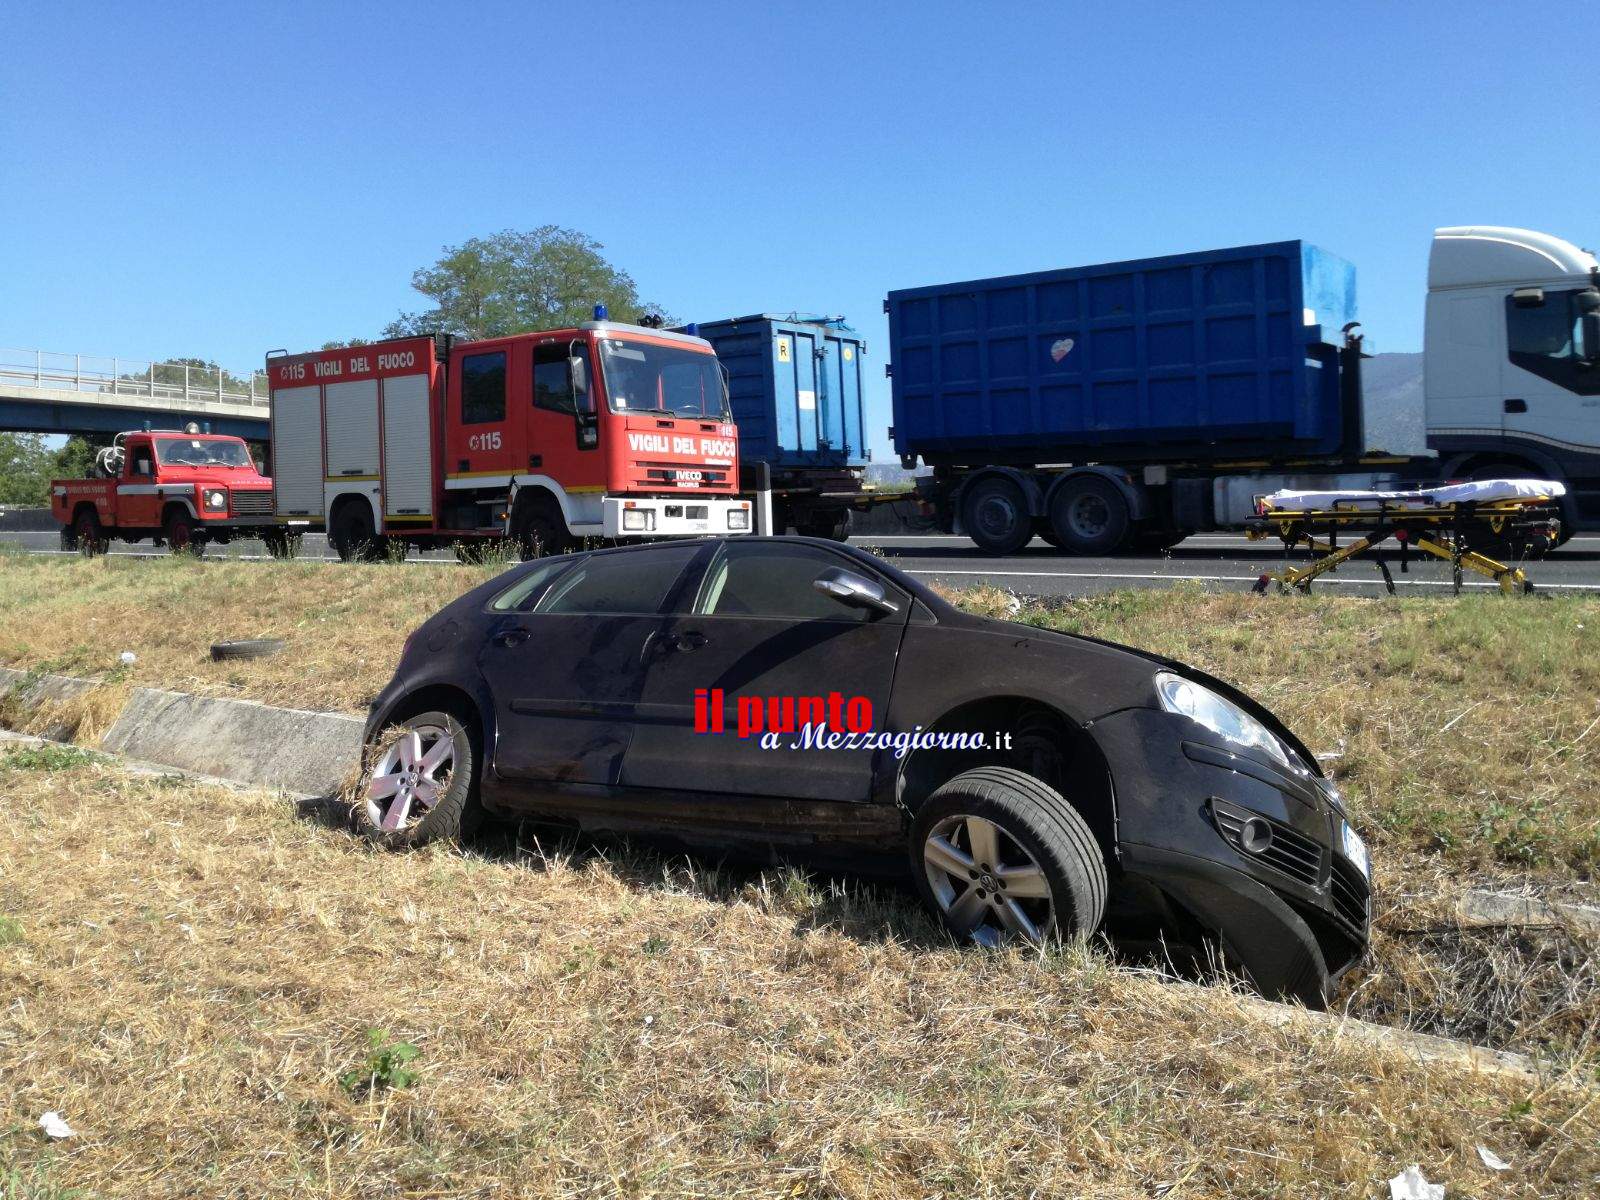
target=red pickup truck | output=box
[52,429,290,556]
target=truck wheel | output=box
[799,509,853,541]
[962,477,1033,555]
[911,766,1107,947]
[261,529,301,559]
[512,501,571,560]
[358,710,483,849]
[1049,476,1131,555]
[164,511,204,556]
[74,508,107,557]
[59,523,79,552]
[331,502,383,562]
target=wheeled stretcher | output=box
[1244,479,1565,596]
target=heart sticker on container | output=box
[1050,338,1076,363]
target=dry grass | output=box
[1,750,1597,1199]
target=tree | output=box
[385,227,670,340]
[0,433,54,506]
[54,434,111,479]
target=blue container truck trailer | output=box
[686,314,870,539]
[887,229,1600,554]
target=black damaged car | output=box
[361,536,1371,1006]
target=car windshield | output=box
[154,438,253,467]
[599,339,728,418]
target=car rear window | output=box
[531,545,699,616]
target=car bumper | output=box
[1091,707,1370,1003]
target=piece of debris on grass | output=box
[39,1111,75,1139]
[1388,1164,1445,1199]
[1476,1145,1510,1172]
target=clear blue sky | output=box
[4,1,1597,459]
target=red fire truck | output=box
[51,427,285,556]
[266,319,753,559]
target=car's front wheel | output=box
[358,710,482,848]
[911,766,1107,947]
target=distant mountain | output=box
[1361,351,1425,455]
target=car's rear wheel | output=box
[358,710,482,848]
[911,765,1106,946]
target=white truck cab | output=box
[1425,225,1600,529]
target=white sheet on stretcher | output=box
[1262,478,1566,513]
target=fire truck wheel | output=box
[331,502,384,562]
[59,523,79,552]
[513,502,570,560]
[357,710,482,849]
[164,511,204,556]
[262,529,300,559]
[74,508,107,557]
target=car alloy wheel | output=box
[922,812,1056,947]
[366,722,455,834]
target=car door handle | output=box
[492,628,532,648]
[666,630,708,652]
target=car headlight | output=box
[727,507,750,530]
[204,489,227,510]
[1155,671,1291,767]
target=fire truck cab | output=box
[267,321,752,560]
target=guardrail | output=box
[0,347,270,408]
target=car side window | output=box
[489,559,573,612]
[131,451,153,476]
[534,545,699,616]
[695,543,903,622]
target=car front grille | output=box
[1210,799,1326,888]
[1329,857,1371,929]
[230,490,274,516]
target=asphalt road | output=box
[6,528,1600,598]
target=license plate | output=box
[1340,820,1371,881]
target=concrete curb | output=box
[1457,889,1600,935]
[101,686,363,797]
[0,666,103,739]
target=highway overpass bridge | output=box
[0,347,271,440]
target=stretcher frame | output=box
[1244,496,1562,596]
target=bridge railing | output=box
[0,348,271,409]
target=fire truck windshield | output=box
[600,339,729,419]
[154,438,253,468]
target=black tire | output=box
[210,638,286,661]
[961,476,1033,556]
[911,765,1107,945]
[164,510,204,557]
[330,501,383,563]
[74,507,107,557]
[1048,476,1131,555]
[512,499,571,560]
[59,523,79,552]
[261,529,301,559]
[798,508,852,541]
[356,709,483,849]
[1465,464,1563,558]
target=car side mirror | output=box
[813,567,898,616]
